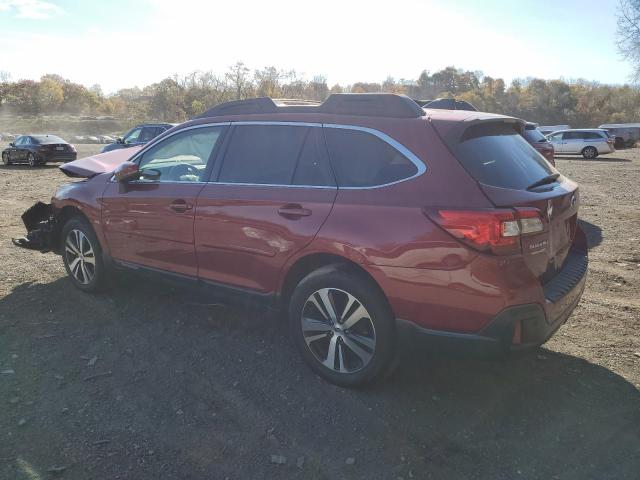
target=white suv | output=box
[546,129,614,159]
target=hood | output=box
[59,146,142,178]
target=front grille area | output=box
[543,249,588,303]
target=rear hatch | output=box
[432,117,579,281]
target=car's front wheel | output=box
[2,152,10,165]
[289,265,396,387]
[61,217,107,292]
[582,146,598,159]
[28,153,39,167]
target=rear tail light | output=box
[424,208,544,256]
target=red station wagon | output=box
[15,94,588,387]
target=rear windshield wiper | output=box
[526,173,560,191]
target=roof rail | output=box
[195,93,426,119]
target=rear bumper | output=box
[41,152,77,162]
[598,144,615,154]
[397,247,588,356]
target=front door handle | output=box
[169,199,193,213]
[278,204,312,219]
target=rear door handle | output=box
[169,199,193,213]
[278,204,312,219]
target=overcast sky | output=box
[0,0,633,93]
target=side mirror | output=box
[9,142,14,147]
[117,137,124,144]
[113,161,139,182]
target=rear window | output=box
[522,128,547,143]
[32,135,65,144]
[453,122,555,190]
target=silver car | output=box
[546,129,614,159]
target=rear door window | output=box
[563,131,583,140]
[324,127,418,187]
[452,122,555,190]
[218,124,308,185]
[139,127,158,142]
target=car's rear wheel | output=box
[61,217,107,292]
[2,152,10,165]
[582,146,598,159]
[289,265,396,387]
[28,153,39,167]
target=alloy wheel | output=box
[28,153,37,167]
[2,153,8,165]
[65,229,96,285]
[301,288,376,374]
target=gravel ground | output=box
[1,143,639,479]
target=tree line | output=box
[1,64,639,128]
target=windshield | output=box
[31,135,66,144]
[452,122,556,190]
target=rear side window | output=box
[583,132,604,139]
[218,125,308,185]
[453,122,555,190]
[324,127,418,187]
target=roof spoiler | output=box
[437,115,526,146]
[195,93,426,119]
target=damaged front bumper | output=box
[12,202,58,252]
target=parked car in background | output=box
[99,135,117,144]
[539,125,570,136]
[598,123,640,148]
[1,132,17,141]
[101,123,175,153]
[546,129,614,159]
[422,97,477,111]
[15,94,587,388]
[2,134,76,167]
[522,122,555,165]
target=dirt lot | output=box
[1,143,639,479]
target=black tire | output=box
[288,264,396,388]
[61,216,107,292]
[2,152,10,166]
[28,153,39,167]
[582,146,598,159]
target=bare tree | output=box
[617,0,640,82]
[225,62,252,100]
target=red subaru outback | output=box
[16,94,587,387]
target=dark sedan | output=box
[2,135,77,167]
